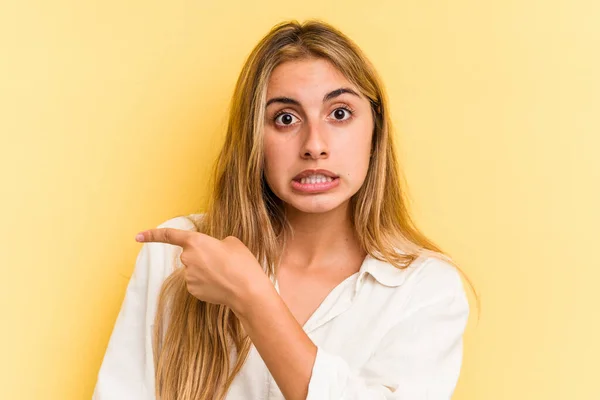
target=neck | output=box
[280,201,365,271]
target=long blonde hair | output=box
[152,19,476,400]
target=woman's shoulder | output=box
[398,253,470,316]
[359,252,470,334]
[410,254,465,293]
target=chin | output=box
[267,181,353,214]
[284,195,348,214]
[291,204,337,214]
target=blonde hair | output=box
[152,19,477,400]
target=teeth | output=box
[300,174,334,184]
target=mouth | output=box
[291,173,340,193]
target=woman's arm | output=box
[235,280,317,400]
[234,259,470,400]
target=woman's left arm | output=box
[235,263,470,400]
[234,280,317,400]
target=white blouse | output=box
[93,214,470,399]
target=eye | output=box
[329,107,352,121]
[274,112,299,126]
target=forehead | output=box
[266,58,358,99]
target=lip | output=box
[292,169,339,181]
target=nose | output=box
[300,121,329,160]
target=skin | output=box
[136,58,375,400]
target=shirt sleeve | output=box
[306,265,470,400]
[92,217,192,400]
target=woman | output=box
[93,19,472,400]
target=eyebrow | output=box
[265,87,361,108]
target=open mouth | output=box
[291,175,340,193]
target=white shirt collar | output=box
[356,252,426,292]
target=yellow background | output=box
[1,0,598,399]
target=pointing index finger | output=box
[135,227,194,247]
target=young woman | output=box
[93,19,472,400]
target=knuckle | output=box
[180,252,191,266]
[190,235,203,247]
[223,235,238,244]
[183,233,201,248]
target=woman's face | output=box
[263,57,374,214]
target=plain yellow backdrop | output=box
[1,0,598,399]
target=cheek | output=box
[345,153,371,184]
[345,121,373,156]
